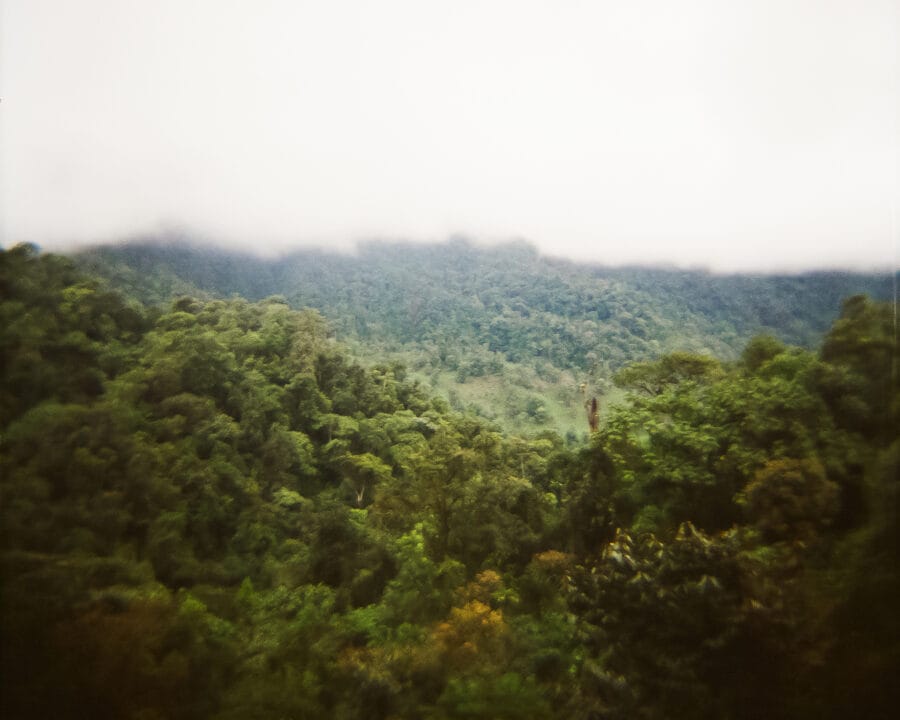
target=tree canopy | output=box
[2,244,897,719]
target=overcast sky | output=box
[1,0,897,271]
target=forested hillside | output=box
[2,243,897,719]
[73,238,893,436]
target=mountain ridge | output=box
[69,237,894,435]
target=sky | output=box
[1,0,898,271]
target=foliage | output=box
[72,238,893,436]
[1,243,897,719]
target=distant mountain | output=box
[71,237,894,435]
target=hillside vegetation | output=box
[2,243,897,719]
[73,238,893,436]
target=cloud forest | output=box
[1,241,897,719]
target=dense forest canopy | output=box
[73,238,894,436]
[1,243,898,719]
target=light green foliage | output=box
[340,452,393,507]
[72,238,893,436]
[613,351,723,396]
[380,523,465,626]
[602,344,868,535]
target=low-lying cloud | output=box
[1,0,897,271]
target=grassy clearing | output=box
[345,340,627,439]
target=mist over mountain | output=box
[4,0,898,714]
[72,236,894,436]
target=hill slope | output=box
[73,237,894,435]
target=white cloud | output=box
[1,0,897,270]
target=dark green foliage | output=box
[741,458,840,542]
[1,244,148,425]
[821,295,897,441]
[1,244,896,719]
